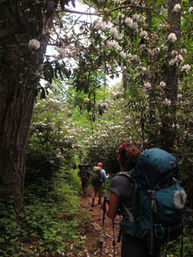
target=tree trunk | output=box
[0,0,58,214]
[0,68,36,214]
[160,0,181,151]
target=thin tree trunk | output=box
[160,0,181,151]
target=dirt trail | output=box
[79,188,122,257]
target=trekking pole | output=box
[112,219,116,257]
[100,196,107,257]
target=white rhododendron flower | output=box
[177,94,183,99]
[84,98,90,103]
[172,123,180,129]
[189,7,193,12]
[144,82,151,89]
[181,64,191,72]
[106,40,119,48]
[163,99,171,105]
[131,22,138,30]
[169,59,176,66]
[95,20,106,30]
[115,0,123,4]
[57,48,67,58]
[125,17,133,26]
[141,67,147,72]
[176,54,184,62]
[168,33,177,42]
[180,48,187,54]
[140,44,146,49]
[171,50,178,55]
[148,49,154,56]
[28,39,40,49]
[102,103,109,109]
[119,51,127,58]
[118,12,125,19]
[140,30,149,40]
[133,14,141,21]
[109,27,119,38]
[173,4,181,12]
[160,81,166,87]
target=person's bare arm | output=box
[107,191,120,219]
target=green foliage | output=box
[0,168,83,257]
[0,96,86,256]
[26,98,76,195]
[162,229,193,256]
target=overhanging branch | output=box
[56,4,153,16]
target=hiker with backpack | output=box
[90,165,106,207]
[97,162,109,180]
[78,164,90,196]
[102,142,187,257]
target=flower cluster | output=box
[109,27,119,38]
[95,20,106,30]
[148,48,160,56]
[125,17,138,30]
[140,30,149,40]
[106,40,120,48]
[57,48,67,58]
[133,14,141,21]
[84,98,90,103]
[160,81,166,87]
[181,64,191,72]
[169,54,184,66]
[119,51,127,58]
[144,82,151,89]
[173,4,181,12]
[98,102,109,110]
[163,99,171,105]
[28,39,40,50]
[167,33,177,43]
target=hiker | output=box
[70,162,77,170]
[102,142,161,257]
[78,164,90,196]
[97,162,109,180]
[90,165,106,207]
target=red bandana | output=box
[118,142,132,155]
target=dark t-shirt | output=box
[109,172,133,218]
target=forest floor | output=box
[68,186,122,257]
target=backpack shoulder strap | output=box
[117,171,133,182]
[118,171,139,214]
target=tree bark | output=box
[160,0,181,151]
[0,69,35,214]
[0,0,58,214]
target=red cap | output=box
[98,162,103,167]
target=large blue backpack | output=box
[119,148,187,252]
